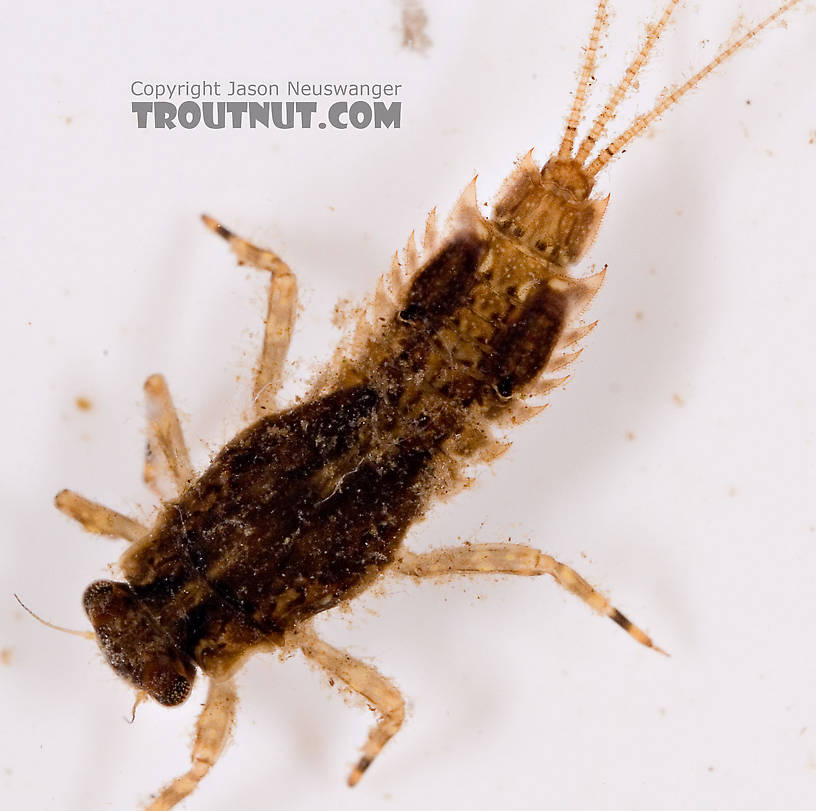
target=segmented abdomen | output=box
[356,221,593,453]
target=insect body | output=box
[50,1,802,808]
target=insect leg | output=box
[395,544,665,654]
[54,489,147,543]
[146,678,238,811]
[201,214,298,417]
[295,628,405,786]
[143,373,194,499]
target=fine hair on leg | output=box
[396,543,665,654]
[146,678,238,811]
[54,489,148,543]
[143,373,195,499]
[201,214,298,416]
[294,627,406,786]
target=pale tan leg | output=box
[201,214,298,416]
[294,628,405,786]
[395,543,666,655]
[54,489,148,543]
[143,373,194,499]
[146,678,238,811]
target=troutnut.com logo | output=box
[131,81,402,129]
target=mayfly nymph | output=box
[43,1,803,808]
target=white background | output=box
[2,1,815,809]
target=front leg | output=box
[395,543,665,654]
[143,373,195,499]
[54,489,148,543]
[146,678,238,811]
[202,214,298,417]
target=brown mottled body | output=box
[85,155,601,704]
[51,1,802,807]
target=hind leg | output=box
[202,214,298,417]
[294,628,405,786]
[395,543,665,654]
[146,678,238,811]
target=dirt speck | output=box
[672,393,685,407]
[400,0,432,53]
[332,298,352,328]
[0,648,12,666]
[625,431,635,441]
[75,396,93,411]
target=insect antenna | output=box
[127,691,148,724]
[573,0,682,165]
[13,594,95,641]
[557,0,609,159]
[585,0,802,177]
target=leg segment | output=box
[143,373,194,499]
[146,678,238,811]
[295,629,405,786]
[201,214,298,417]
[54,489,147,543]
[395,543,665,654]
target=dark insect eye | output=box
[535,240,547,251]
[83,580,196,706]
